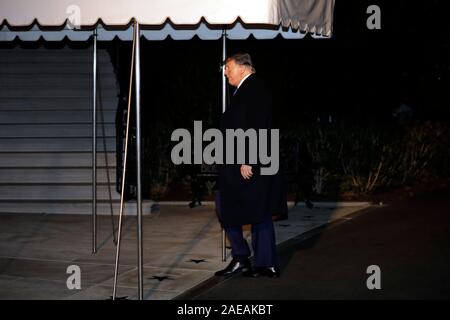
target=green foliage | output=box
[141,109,449,199]
[292,120,449,197]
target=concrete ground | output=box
[184,186,450,300]
[0,201,370,300]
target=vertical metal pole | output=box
[222,30,227,114]
[221,30,227,262]
[112,24,136,300]
[92,28,98,254]
[134,22,144,301]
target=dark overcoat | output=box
[217,74,287,227]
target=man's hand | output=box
[240,165,253,179]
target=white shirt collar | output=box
[237,73,252,90]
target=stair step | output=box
[0,110,116,124]
[0,201,155,215]
[0,76,116,87]
[0,88,117,98]
[0,55,113,64]
[0,82,116,92]
[0,63,115,74]
[0,152,116,167]
[0,168,117,184]
[0,97,117,110]
[0,137,116,152]
[0,185,121,201]
[0,47,111,57]
[0,123,116,138]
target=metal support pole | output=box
[113,24,136,300]
[92,28,98,254]
[221,30,227,262]
[222,30,227,114]
[134,22,144,301]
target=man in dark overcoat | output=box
[215,53,287,278]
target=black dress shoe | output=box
[273,214,288,222]
[243,267,280,278]
[214,258,251,276]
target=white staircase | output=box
[0,45,128,215]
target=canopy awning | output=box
[0,0,335,41]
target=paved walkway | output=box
[0,202,370,299]
[186,187,450,300]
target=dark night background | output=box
[110,0,450,124]
[106,0,449,201]
[110,0,450,117]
